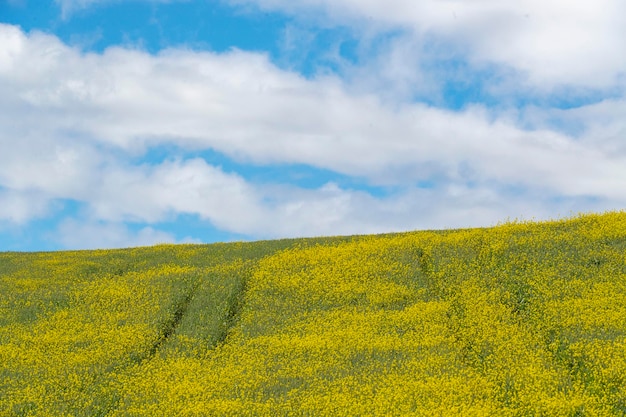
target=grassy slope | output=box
[2,212,626,416]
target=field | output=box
[2,211,626,416]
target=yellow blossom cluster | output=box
[2,212,626,415]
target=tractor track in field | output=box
[212,276,248,348]
[147,285,199,358]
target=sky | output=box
[0,0,625,251]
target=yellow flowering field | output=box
[2,212,626,415]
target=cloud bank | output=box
[231,0,626,89]
[1,1,625,249]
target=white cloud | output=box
[47,0,626,89]
[0,189,52,224]
[62,163,613,241]
[0,24,624,246]
[88,158,265,232]
[55,218,198,249]
[229,0,626,90]
[3,24,625,194]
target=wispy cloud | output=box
[54,0,170,18]
[55,0,108,17]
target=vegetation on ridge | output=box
[2,212,626,415]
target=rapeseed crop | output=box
[2,212,626,415]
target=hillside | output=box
[2,212,626,416]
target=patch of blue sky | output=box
[420,59,617,138]
[0,198,244,250]
[398,32,619,117]
[277,24,362,77]
[0,226,33,252]
[0,199,83,252]
[514,86,619,111]
[2,0,290,55]
[426,57,614,115]
[2,1,367,78]
[525,112,587,138]
[426,59,499,111]
[149,213,250,244]
[547,194,604,207]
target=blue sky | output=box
[1,0,625,250]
